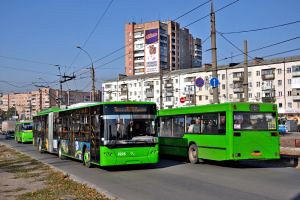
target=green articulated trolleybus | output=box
[158,102,280,163]
[15,121,33,143]
[33,101,158,167]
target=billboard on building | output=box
[145,29,159,73]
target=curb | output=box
[0,141,123,200]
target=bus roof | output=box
[158,102,277,116]
[16,120,32,125]
[34,101,156,116]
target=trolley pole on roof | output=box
[210,0,219,104]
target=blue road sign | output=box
[195,77,204,88]
[210,77,219,88]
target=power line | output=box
[0,55,58,66]
[184,0,240,28]
[68,0,115,69]
[218,36,300,62]
[71,0,212,75]
[217,31,254,60]
[173,0,211,21]
[0,65,57,76]
[221,20,300,34]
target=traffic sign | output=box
[180,97,186,103]
[195,77,204,88]
[210,77,219,88]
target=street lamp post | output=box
[77,46,96,102]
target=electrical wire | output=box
[221,20,300,35]
[68,0,115,69]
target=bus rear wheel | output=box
[188,144,199,164]
[83,148,91,168]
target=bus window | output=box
[160,117,172,137]
[186,115,201,134]
[173,116,184,137]
[201,113,222,134]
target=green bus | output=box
[158,102,280,163]
[33,102,158,167]
[15,121,33,143]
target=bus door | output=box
[90,114,101,163]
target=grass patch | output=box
[0,145,111,200]
[18,172,111,200]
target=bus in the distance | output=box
[158,102,280,163]
[15,121,33,143]
[33,102,158,167]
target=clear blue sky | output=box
[0,0,299,93]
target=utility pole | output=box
[60,73,76,106]
[159,69,163,109]
[91,64,96,101]
[243,40,249,102]
[211,0,219,104]
[76,46,96,102]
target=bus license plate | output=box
[251,152,262,156]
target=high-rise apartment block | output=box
[125,20,202,76]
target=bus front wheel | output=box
[188,144,199,164]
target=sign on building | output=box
[145,29,159,74]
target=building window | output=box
[206,96,208,100]
[278,80,282,86]
[279,91,282,96]
[287,68,291,73]
[249,82,252,87]
[222,74,225,80]
[199,96,202,101]
[156,81,159,85]
[288,91,292,96]
[248,93,252,98]
[288,79,291,84]
[156,90,159,94]
[248,72,252,77]
[256,71,260,76]
[256,82,260,87]
[257,92,260,98]
[222,84,225,90]
[288,102,292,108]
[175,79,178,83]
[229,94,233,99]
[277,68,282,74]
[279,103,282,108]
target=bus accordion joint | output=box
[233,132,241,137]
[271,132,279,136]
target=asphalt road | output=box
[1,136,300,200]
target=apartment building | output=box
[125,20,202,76]
[103,55,300,117]
[0,88,98,119]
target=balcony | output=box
[165,83,173,88]
[262,74,275,80]
[233,87,244,93]
[293,95,300,101]
[292,71,300,77]
[145,89,154,98]
[261,85,275,91]
[262,97,275,103]
[232,76,243,82]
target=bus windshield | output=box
[103,104,157,144]
[22,124,32,131]
[234,112,276,130]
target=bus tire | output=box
[188,144,199,164]
[38,139,43,153]
[83,147,91,168]
[58,144,65,160]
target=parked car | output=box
[278,124,288,135]
[5,130,15,139]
